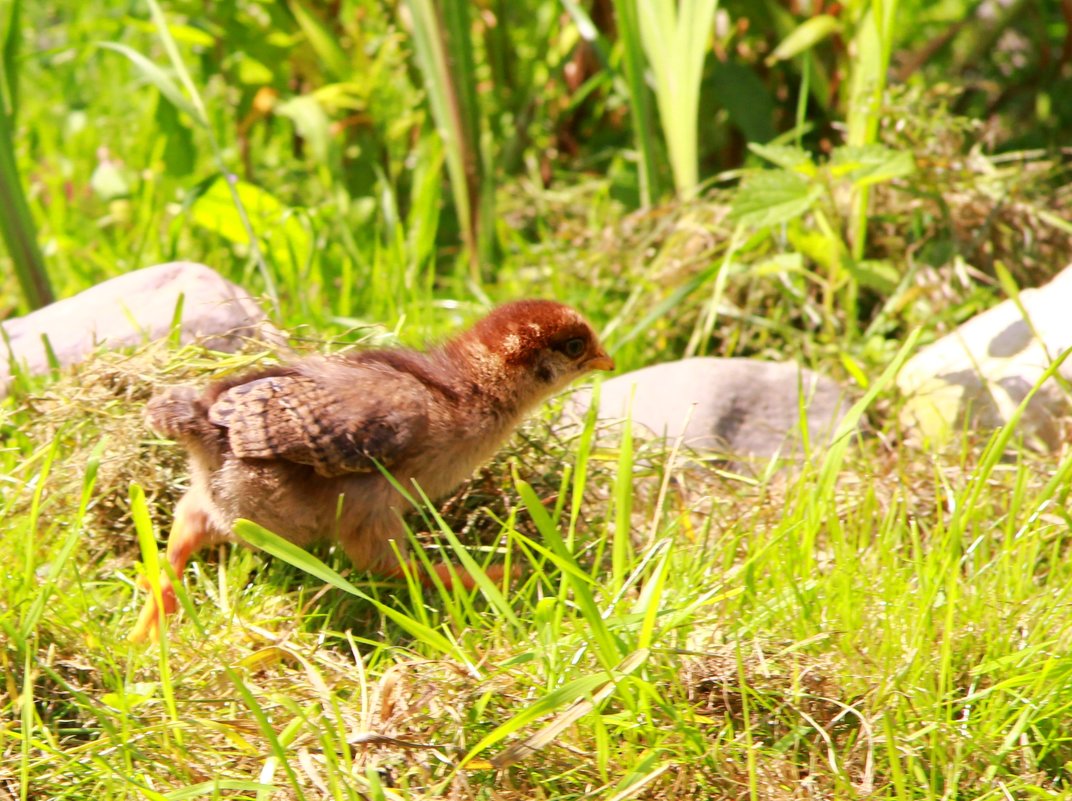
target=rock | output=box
[1,262,282,395]
[566,357,853,472]
[897,264,1072,449]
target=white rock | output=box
[1,262,282,395]
[567,357,852,472]
[897,263,1072,449]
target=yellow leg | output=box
[129,492,211,643]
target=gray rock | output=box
[567,357,853,472]
[897,263,1072,449]
[1,261,282,395]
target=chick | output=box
[131,300,613,641]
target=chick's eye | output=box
[563,337,586,358]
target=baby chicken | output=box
[131,300,613,641]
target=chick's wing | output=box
[207,363,431,477]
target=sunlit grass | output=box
[6,350,1072,798]
[5,0,1072,798]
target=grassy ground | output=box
[5,332,1072,800]
[6,2,1072,799]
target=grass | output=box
[5,0,1072,798]
[4,333,1072,799]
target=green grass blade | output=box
[515,476,624,668]
[417,489,523,630]
[129,482,182,746]
[233,519,470,664]
[403,0,485,281]
[634,0,718,195]
[603,0,664,204]
[844,1,899,259]
[463,649,648,767]
[0,0,51,310]
[19,442,102,638]
[164,781,279,800]
[105,0,280,310]
[0,94,52,309]
[95,42,200,123]
[288,0,350,81]
[611,389,635,590]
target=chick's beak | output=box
[585,349,615,372]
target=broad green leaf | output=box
[766,14,841,65]
[830,144,915,186]
[788,226,839,272]
[730,170,823,228]
[191,177,311,272]
[709,61,775,144]
[747,142,815,174]
[154,94,195,176]
[236,55,274,85]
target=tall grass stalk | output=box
[606,0,664,205]
[403,0,487,282]
[631,0,718,196]
[0,0,52,310]
[844,0,899,258]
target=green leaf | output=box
[730,170,823,228]
[752,251,806,277]
[634,0,719,195]
[404,0,486,278]
[0,0,21,120]
[709,60,775,145]
[154,94,195,177]
[288,0,350,81]
[235,55,274,86]
[766,14,841,65]
[190,177,311,273]
[830,144,915,186]
[515,477,624,668]
[850,259,901,294]
[747,142,815,174]
[121,16,218,48]
[275,94,331,163]
[605,0,664,203]
[0,0,51,311]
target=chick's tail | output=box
[146,386,228,467]
[146,386,207,439]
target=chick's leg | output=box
[339,512,512,593]
[381,557,510,587]
[353,532,509,590]
[130,490,213,643]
